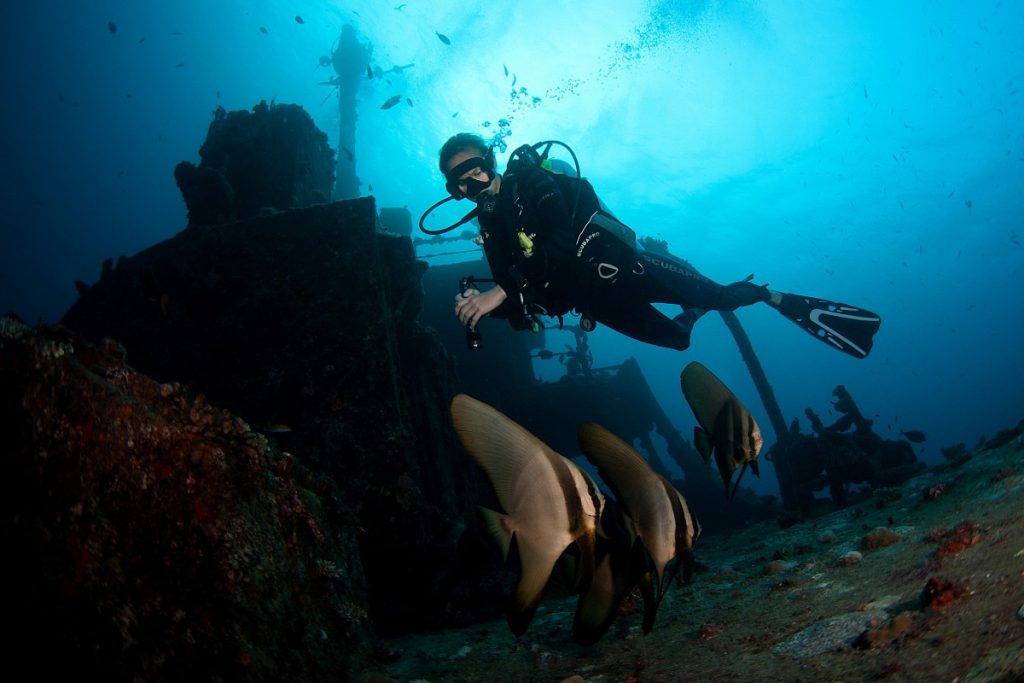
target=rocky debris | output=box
[860,526,901,551]
[920,576,968,609]
[837,550,863,566]
[773,610,888,658]
[854,610,919,649]
[697,622,722,641]
[926,521,983,558]
[923,481,951,500]
[767,384,926,511]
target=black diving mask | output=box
[445,156,494,200]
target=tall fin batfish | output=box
[680,361,763,500]
[450,394,604,636]
[576,422,701,639]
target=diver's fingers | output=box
[455,300,474,325]
[468,307,484,328]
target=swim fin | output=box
[770,292,881,359]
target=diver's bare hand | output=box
[455,286,507,328]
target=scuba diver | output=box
[430,132,880,358]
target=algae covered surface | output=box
[368,436,1024,682]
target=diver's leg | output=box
[635,250,770,311]
[635,251,724,308]
[590,300,695,351]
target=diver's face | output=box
[445,149,496,200]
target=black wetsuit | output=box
[477,164,767,350]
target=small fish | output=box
[503,64,509,76]
[681,361,763,500]
[368,184,373,192]
[295,15,305,24]
[366,64,373,79]
[318,56,332,67]
[341,146,353,162]
[511,74,517,87]
[139,37,145,43]
[405,97,413,107]
[901,430,926,443]
[965,199,973,208]
[451,111,459,118]
[260,424,292,435]
[380,94,402,109]
[108,21,117,34]
[175,63,185,68]
[863,84,868,99]
[395,3,407,9]
[259,26,268,34]
[436,31,451,45]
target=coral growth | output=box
[1,318,369,680]
[860,527,901,551]
[697,622,722,641]
[927,521,983,558]
[920,576,967,609]
[854,610,919,648]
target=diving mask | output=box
[445,156,494,200]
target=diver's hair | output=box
[439,132,490,174]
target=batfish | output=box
[680,361,763,500]
[576,422,700,640]
[450,394,604,636]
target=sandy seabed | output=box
[366,433,1024,683]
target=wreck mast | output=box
[330,24,368,200]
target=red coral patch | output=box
[933,521,982,557]
[920,576,966,608]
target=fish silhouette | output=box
[901,430,926,443]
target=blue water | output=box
[2,1,1022,497]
